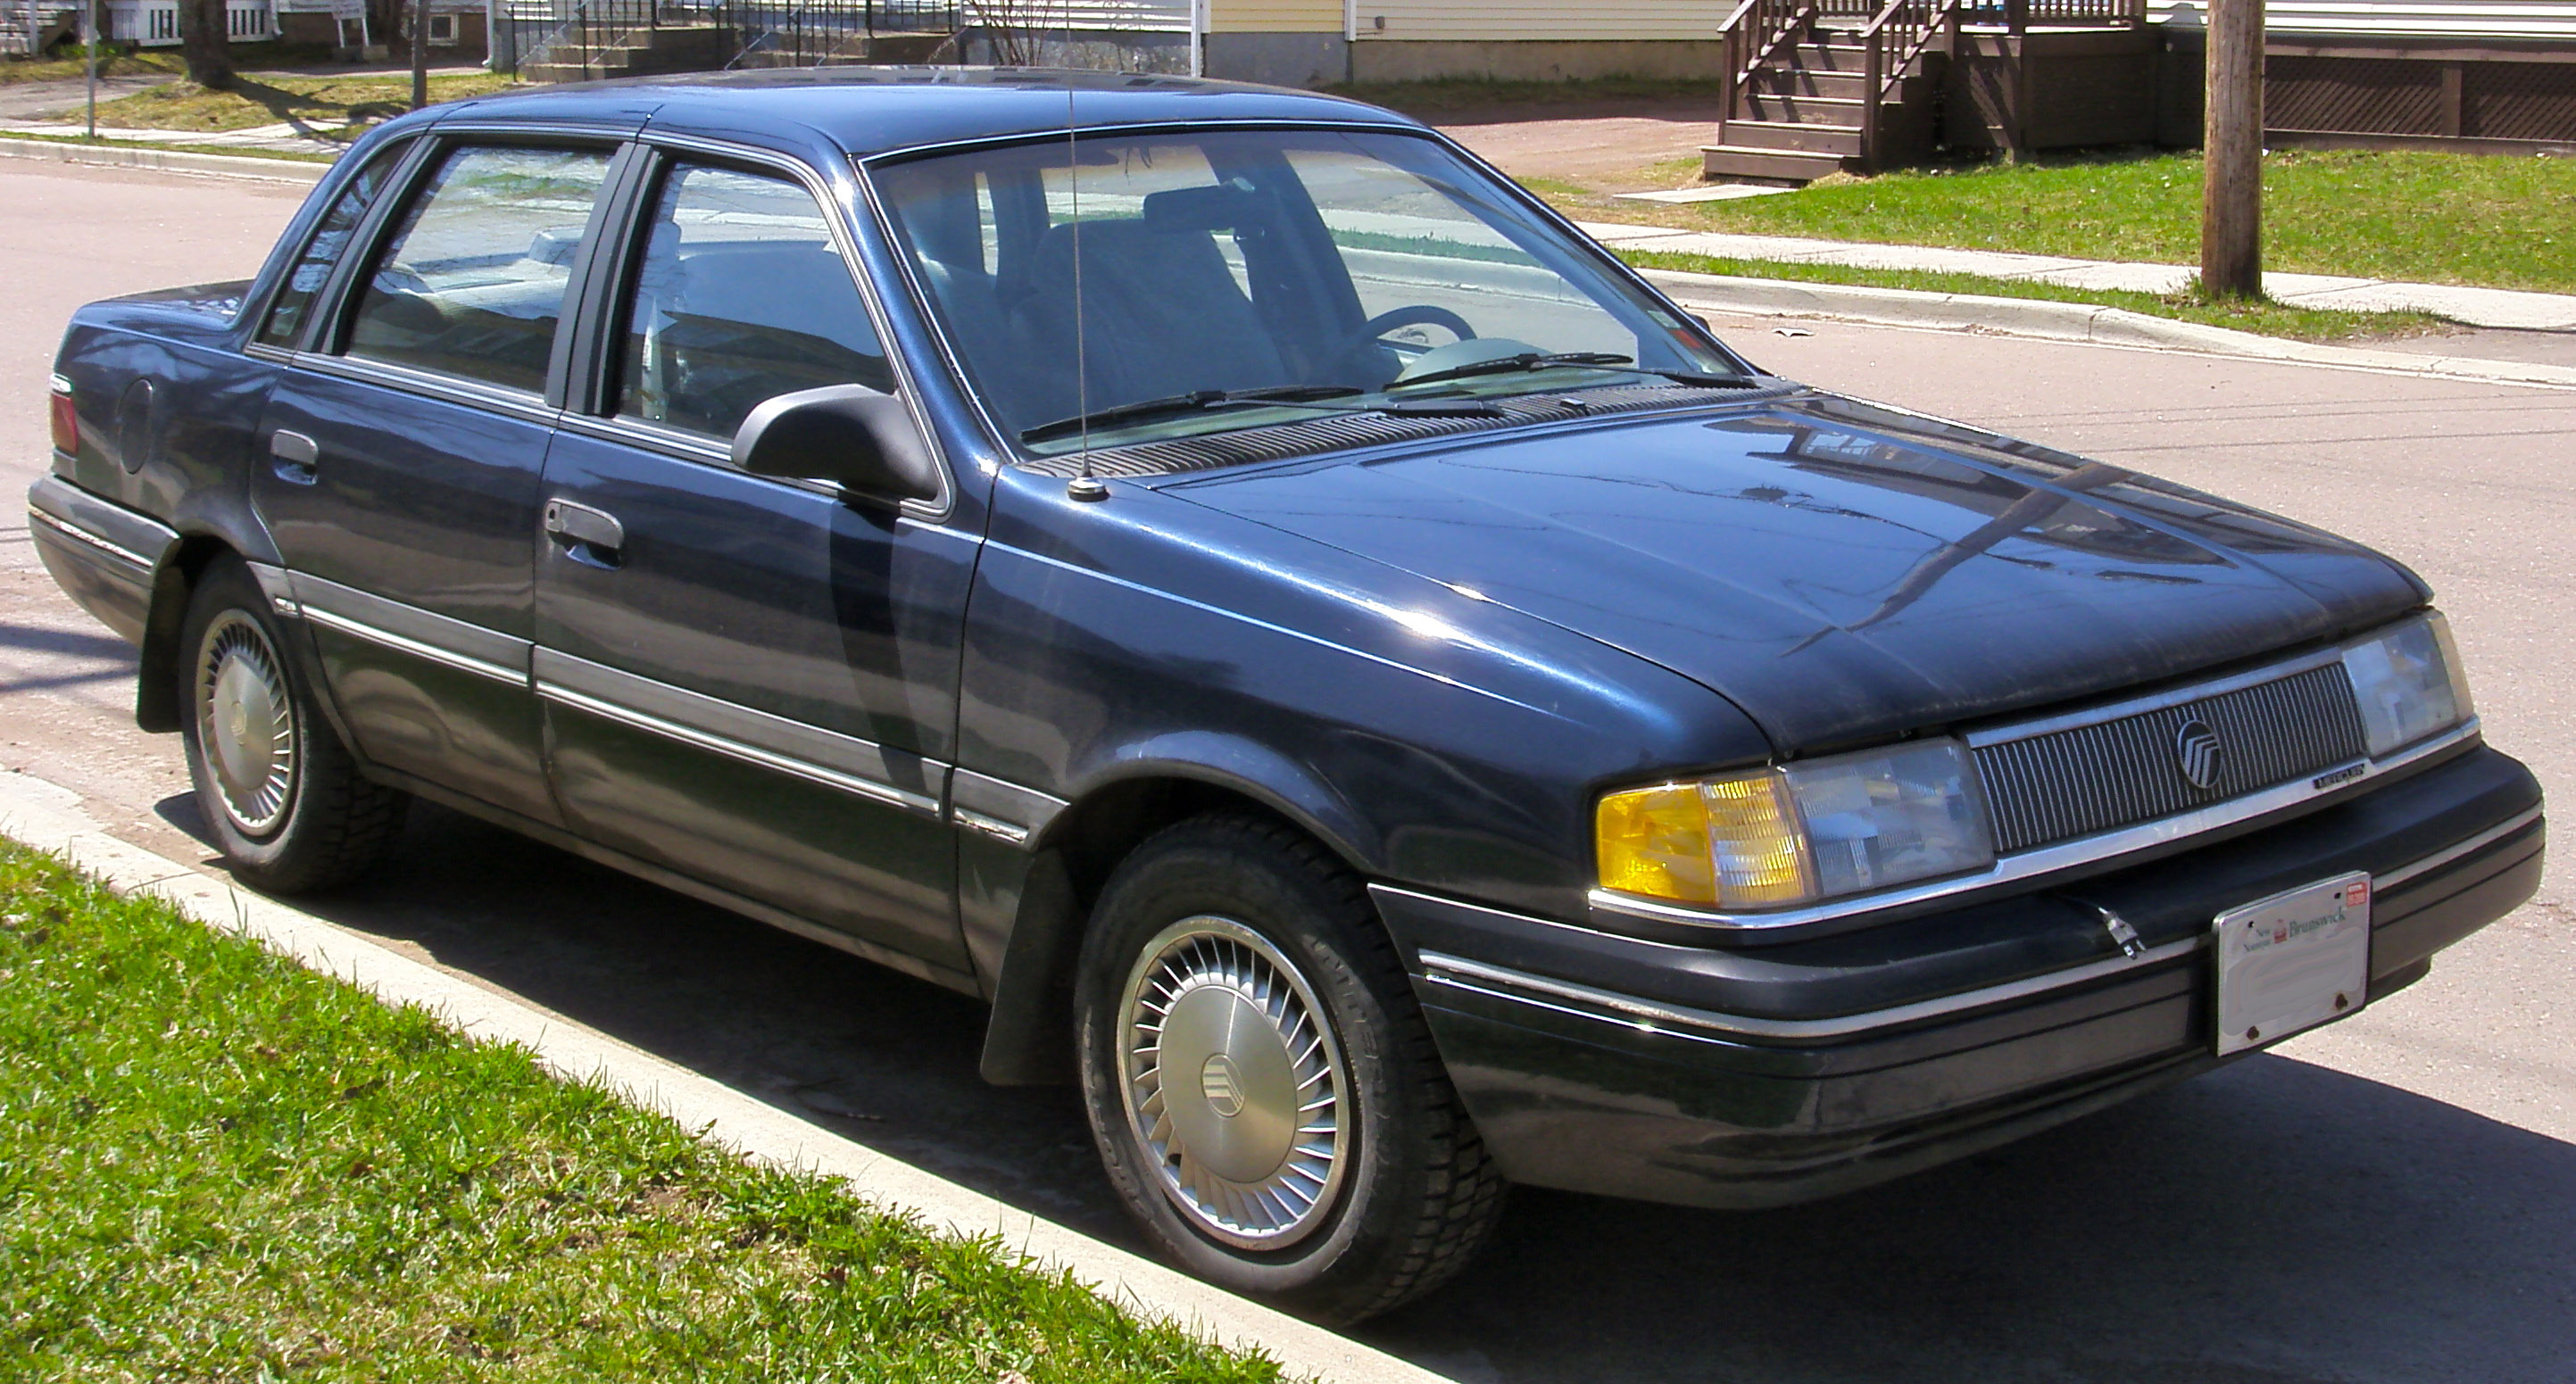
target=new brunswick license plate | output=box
[2213,873,2372,1057]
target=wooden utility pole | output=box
[2201,0,2264,299]
[409,0,428,111]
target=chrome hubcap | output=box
[1119,916,1349,1249]
[195,611,296,837]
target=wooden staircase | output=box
[1705,0,1961,184]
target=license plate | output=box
[2212,873,2372,1057]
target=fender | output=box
[974,734,1382,1086]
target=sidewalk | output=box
[0,118,346,156]
[1579,220,2576,333]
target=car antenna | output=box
[1063,74,1108,502]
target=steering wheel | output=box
[1359,304,1476,345]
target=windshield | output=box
[868,128,1748,455]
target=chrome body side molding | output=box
[530,647,947,816]
[287,572,532,687]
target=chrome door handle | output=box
[269,429,319,484]
[544,499,626,568]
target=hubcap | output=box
[1118,916,1350,1250]
[195,611,297,837]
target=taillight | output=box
[48,373,78,455]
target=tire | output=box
[1075,814,1507,1324]
[177,556,407,892]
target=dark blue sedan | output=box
[29,69,2544,1323]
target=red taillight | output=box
[48,374,78,455]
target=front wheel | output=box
[178,557,407,892]
[1075,815,1507,1324]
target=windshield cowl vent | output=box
[1018,382,1794,479]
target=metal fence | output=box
[492,0,956,77]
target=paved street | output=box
[4,162,2572,1383]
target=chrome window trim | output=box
[285,351,564,428]
[1414,939,2206,1044]
[1592,718,2482,932]
[27,508,154,574]
[531,647,946,816]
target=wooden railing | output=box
[1717,0,1818,133]
[1993,0,2148,30]
[1859,0,1962,165]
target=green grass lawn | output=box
[0,841,1280,1382]
[1605,150,2576,294]
[86,70,516,134]
[0,51,184,86]
[1621,249,2452,344]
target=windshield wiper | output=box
[1019,384,1500,444]
[1020,385,1367,443]
[1391,352,1766,393]
[1388,351,1639,391]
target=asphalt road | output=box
[4,162,2572,1384]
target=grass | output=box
[1324,75,1727,114]
[1591,148,2576,294]
[0,840,1282,1383]
[86,70,517,135]
[1622,248,2453,343]
[0,50,183,86]
[0,128,335,162]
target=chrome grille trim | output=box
[1976,662,2370,854]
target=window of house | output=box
[427,12,455,43]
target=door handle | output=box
[544,499,626,568]
[269,429,319,485]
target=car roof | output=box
[433,67,1425,158]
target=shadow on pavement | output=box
[153,792,2576,1384]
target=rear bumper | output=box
[26,473,178,645]
[1377,742,2543,1209]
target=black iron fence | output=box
[491,0,956,76]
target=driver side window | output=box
[616,162,892,443]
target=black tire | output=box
[1075,814,1507,1324]
[177,556,407,892]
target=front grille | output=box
[1974,662,2369,855]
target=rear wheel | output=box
[1076,814,1507,1324]
[178,558,406,892]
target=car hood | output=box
[1162,392,2428,756]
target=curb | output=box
[0,770,1446,1384]
[0,135,329,183]
[1637,268,2576,391]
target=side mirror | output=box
[733,384,943,508]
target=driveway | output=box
[0,73,174,122]
[4,162,2571,1384]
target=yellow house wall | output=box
[1209,0,1347,33]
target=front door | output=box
[255,140,622,826]
[533,154,979,982]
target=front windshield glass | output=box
[868,128,1747,455]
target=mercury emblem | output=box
[2175,717,2223,791]
[1200,1053,1246,1118]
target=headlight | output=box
[2341,613,2474,757]
[1597,739,1995,911]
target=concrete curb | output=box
[0,135,328,183]
[1638,268,2576,391]
[0,770,1445,1384]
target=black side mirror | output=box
[733,384,943,507]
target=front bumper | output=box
[1376,741,2543,1209]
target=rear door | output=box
[254,137,627,826]
[532,148,980,984]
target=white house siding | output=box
[996,0,1192,33]
[1350,0,1729,41]
[2148,0,2576,38]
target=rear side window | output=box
[616,162,890,441]
[345,145,615,394]
[258,143,403,348]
